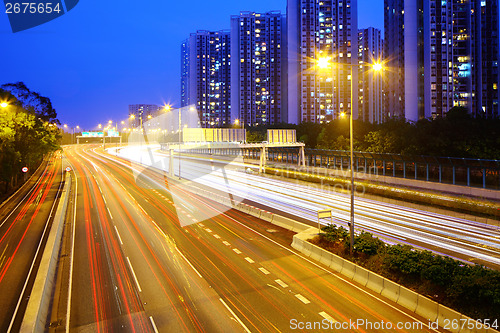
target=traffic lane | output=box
[0,155,62,332]
[180,155,499,247]
[93,148,441,332]
[128,172,427,333]
[72,146,245,333]
[88,158,244,333]
[66,149,151,332]
[85,150,324,332]
[176,196,438,333]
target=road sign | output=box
[317,208,333,233]
[22,167,28,173]
[318,209,332,219]
[65,167,72,172]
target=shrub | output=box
[353,231,384,256]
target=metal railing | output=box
[254,147,500,190]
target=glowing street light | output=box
[1,102,8,108]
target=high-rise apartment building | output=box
[181,30,231,128]
[358,27,384,123]
[230,11,288,126]
[384,0,500,121]
[384,0,406,119]
[128,104,160,128]
[287,0,359,124]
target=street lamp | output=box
[0,102,8,108]
[318,56,383,256]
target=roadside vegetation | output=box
[0,82,60,200]
[245,107,500,160]
[310,224,500,320]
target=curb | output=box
[292,227,499,333]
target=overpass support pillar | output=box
[259,146,267,173]
[169,149,174,177]
[298,146,306,168]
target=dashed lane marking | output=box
[295,294,310,304]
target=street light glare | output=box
[1,102,8,108]
[373,62,383,71]
[340,112,347,118]
[317,56,331,69]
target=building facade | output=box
[358,27,384,123]
[181,30,231,128]
[287,0,359,124]
[128,104,160,128]
[384,0,500,121]
[230,11,288,126]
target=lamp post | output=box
[318,56,382,256]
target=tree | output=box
[1,82,59,124]
[0,86,60,197]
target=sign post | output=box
[317,208,332,234]
[22,166,28,182]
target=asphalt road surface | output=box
[50,144,442,333]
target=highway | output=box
[0,153,63,332]
[49,144,440,332]
[113,144,500,269]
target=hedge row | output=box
[311,224,500,320]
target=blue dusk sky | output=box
[1,0,383,130]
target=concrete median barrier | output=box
[340,260,356,279]
[397,286,418,312]
[415,294,439,322]
[352,266,369,287]
[381,278,400,303]
[259,211,274,222]
[308,243,322,262]
[271,215,310,233]
[319,250,333,267]
[328,253,344,272]
[365,271,384,294]
[436,305,462,333]
[21,174,71,333]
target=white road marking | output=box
[219,298,252,333]
[319,311,337,323]
[149,316,159,333]
[295,294,310,304]
[106,207,113,219]
[213,234,221,239]
[244,257,254,264]
[275,279,288,288]
[258,267,270,275]
[206,228,212,233]
[126,257,142,292]
[176,248,203,279]
[233,248,242,254]
[223,241,231,246]
[114,226,124,245]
